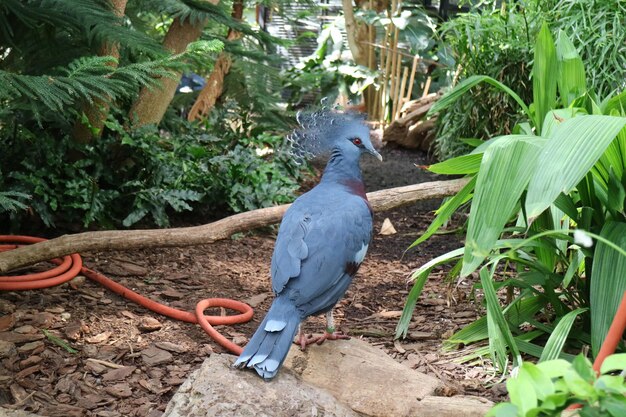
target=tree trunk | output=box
[187,0,243,122]
[343,0,379,114]
[342,0,369,67]
[128,0,219,128]
[72,0,129,143]
[0,178,469,273]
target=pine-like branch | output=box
[0,56,180,122]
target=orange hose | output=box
[0,235,252,354]
[567,291,626,411]
[592,290,626,372]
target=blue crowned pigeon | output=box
[234,110,382,380]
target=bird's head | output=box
[332,119,383,162]
[287,109,383,162]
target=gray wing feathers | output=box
[271,213,310,294]
[284,200,372,303]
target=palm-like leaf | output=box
[525,116,626,219]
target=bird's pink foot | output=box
[311,330,350,345]
[296,329,350,350]
[296,332,316,350]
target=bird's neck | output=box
[320,148,363,185]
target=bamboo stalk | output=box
[366,0,375,116]
[380,0,399,125]
[394,66,409,120]
[391,51,403,121]
[422,76,432,98]
[381,29,393,124]
[405,55,420,104]
[371,84,381,121]
[386,26,399,125]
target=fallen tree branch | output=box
[0,178,468,273]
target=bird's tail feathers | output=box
[234,297,301,380]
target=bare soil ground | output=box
[0,146,505,417]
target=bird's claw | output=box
[295,330,350,350]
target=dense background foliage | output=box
[0,0,302,232]
[434,0,626,159]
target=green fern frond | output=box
[0,56,181,121]
[0,191,31,214]
[137,0,278,45]
[0,0,163,57]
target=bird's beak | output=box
[368,148,383,162]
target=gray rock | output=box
[163,338,495,417]
[284,338,442,417]
[415,395,494,417]
[162,353,361,417]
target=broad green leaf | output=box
[590,222,626,357]
[473,133,543,155]
[533,23,558,132]
[539,393,568,410]
[408,248,464,282]
[408,176,476,249]
[460,138,484,148]
[539,308,588,362]
[529,211,558,272]
[486,403,518,417]
[487,294,509,371]
[556,30,587,108]
[564,368,595,398]
[554,193,579,221]
[462,136,544,276]
[606,168,625,214]
[507,363,538,415]
[522,362,556,400]
[603,395,626,417]
[594,125,626,185]
[550,205,569,255]
[541,108,587,138]
[525,116,626,219]
[563,248,584,287]
[428,75,531,121]
[481,267,522,368]
[537,359,573,379]
[395,267,432,339]
[600,353,626,374]
[572,353,596,381]
[603,89,626,114]
[597,375,626,392]
[516,340,576,362]
[425,153,483,175]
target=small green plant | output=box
[488,354,626,417]
[0,110,303,230]
[433,2,540,159]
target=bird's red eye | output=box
[352,137,362,145]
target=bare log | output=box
[383,91,441,148]
[400,92,441,115]
[0,178,469,273]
